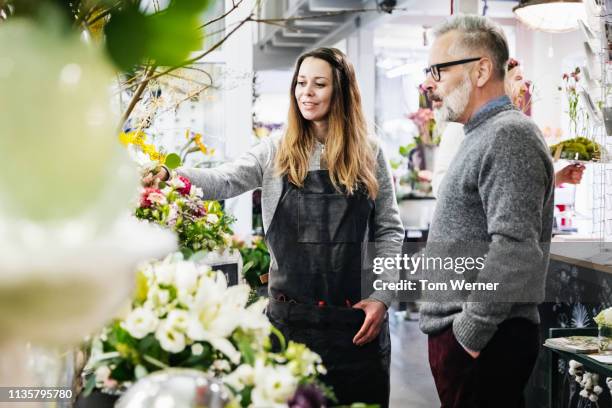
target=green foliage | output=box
[399,143,416,158]
[550,136,602,161]
[164,153,182,169]
[5,0,212,71]
[239,238,270,289]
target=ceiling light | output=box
[513,0,587,33]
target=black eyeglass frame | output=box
[424,57,482,81]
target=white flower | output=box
[147,192,167,206]
[579,389,589,398]
[241,297,270,331]
[589,394,598,402]
[140,263,154,280]
[154,264,175,285]
[190,185,203,197]
[224,364,255,392]
[175,261,200,295]
[168,177,186,190]
[155,321,186,353]
[603,308,612,325]
[166,309,190,331]
[594,385,603,395]
[95,366,111,383]
[157,289,170,305]
[212,359,231,373]
[191,343,204,356]
[187,277,250,364]
[206,214,219,224]
[251,361,298,408]
[122,307,159,339]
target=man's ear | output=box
[475,57,493,87]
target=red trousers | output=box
[428,318,540,408]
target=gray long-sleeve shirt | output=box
[177,134,404,306]
[419,96,554,351]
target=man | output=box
[419,15,554,408]
[431,58,584,197]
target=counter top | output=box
[549,240,612,275]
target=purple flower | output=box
[288,385,327,408]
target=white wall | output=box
[515,24,584,132]
[222,0,255,238]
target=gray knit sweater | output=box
[419,96,554,351]
[177,134,404,306]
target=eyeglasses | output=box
[424,57,482,82]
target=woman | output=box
[432,58,584,196]
[146,47,404,406]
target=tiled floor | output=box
[389,310,440,408]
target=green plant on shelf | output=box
[238,237,270,290]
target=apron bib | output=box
[265,170,391,407]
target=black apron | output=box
[265,170,391,407]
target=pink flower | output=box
[177,176,192,196]
[140,188,162,208]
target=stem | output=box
[199,0,244,29]
[142,354,169,369]
[145,14,252,84]
[119,64,157,131]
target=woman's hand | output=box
[555,163,585,187]
[352,299,386,346]
[142,166,169,188]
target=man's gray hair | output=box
[434,14,509,80]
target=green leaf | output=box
[234,333,255,365]
[242,261,254,274]
[171,0,211,13]
[83,374,97,396]
[104,5,149,71]
[145,10,201,67]
[165,153,182,169]
[270,326,286,352]
[180,247,194,260]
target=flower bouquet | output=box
[594,307,612,352]
[81,254,331,407]
[135,173,235,255]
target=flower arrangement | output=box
[406,108,436,146]
[560,67,582,136]
[82,254,330,407]
[135,173,235,254]
[595,307,612,352]
[594,307,612,327]
[568,360,605,404]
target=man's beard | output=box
[432,74,472,124]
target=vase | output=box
[598,324,612,352]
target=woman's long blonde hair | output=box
[275,47,379,199]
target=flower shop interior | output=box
[1,0,612,407]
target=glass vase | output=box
[598,324,612,353]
